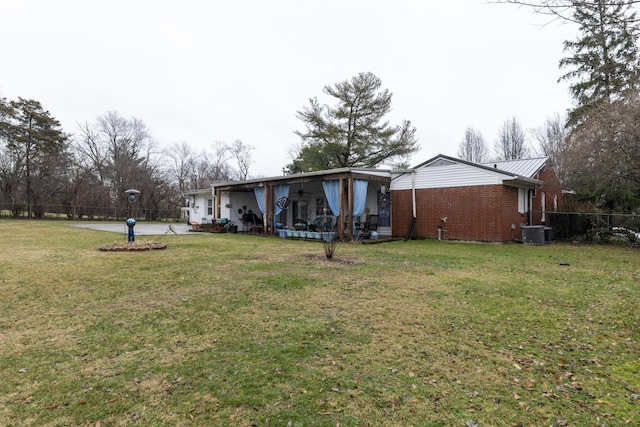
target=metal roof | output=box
[400,154,544,186]
[481,157,548,179]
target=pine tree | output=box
[559,0,640,125]
[288,72,419,173]
[0,97,67,218]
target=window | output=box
[293,200,308,221]
[207,199,213,216]
[377,191,391,227]
[541,191,546,223]
[518,189,529,214]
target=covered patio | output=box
[212,168,392,241]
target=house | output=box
[183,154,563,243]
[482,157,564,227]
[183,188,215,225]
[390,154,563,242]
[188,168,392,241]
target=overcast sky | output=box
[1,0,578,177]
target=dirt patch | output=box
[303,253,358,265]
[99,240,168,252]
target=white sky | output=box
[1,0,578,177]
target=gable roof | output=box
[416,154,543,183]
[391,154,543,189]
[480,157,548,178]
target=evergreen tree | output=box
[288,72,419,173]
[559,0,640,125]
[0,97,67,218]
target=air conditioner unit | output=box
[521,226,546,245]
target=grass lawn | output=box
[0,220,638,426]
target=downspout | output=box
[411,170,417,219]
[404,170,418,241]
[212,187,218,220]
[528,189,533,226]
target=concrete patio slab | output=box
[69,222,194,235]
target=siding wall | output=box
[392,185,529,242]
[190,193,213,223]
[391,163,508,191]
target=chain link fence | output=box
[0,203,186,222]
[546,211,640,242]
[2,203,638,243]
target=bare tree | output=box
[495,117,530,160]
[75,121,109,186]
[564,90,640,210]
[531,113,568,181]
[209,141,233,183]
[229,139,254,180]
[458,127,490,163]
[164,141,197,194]
[73,111,158,211]
[490,1,640,24]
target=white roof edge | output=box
[212,167,391,188]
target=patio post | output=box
[265,183,271,235]
[347,176,354,241]
[339,177,345,240]
[213,189,220,220]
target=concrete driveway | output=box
[69,222,194,235]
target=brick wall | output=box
[392,185,529,242]
[531,168,564,225]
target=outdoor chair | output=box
[356,214,379,240]
[241,213,263,232]
[312,216,333,231]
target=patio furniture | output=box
[241,213,263,232]
[356,214,379,240]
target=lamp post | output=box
[125,189,140,242]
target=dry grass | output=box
[0,220,638,426]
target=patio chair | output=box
[322,216,333,231]
[242,212,263,232]
[312,216,324,231]
[356,214,379,240]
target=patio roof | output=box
[213,167,392,241]
[213,167,391,192]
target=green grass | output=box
[0,220,638,426]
